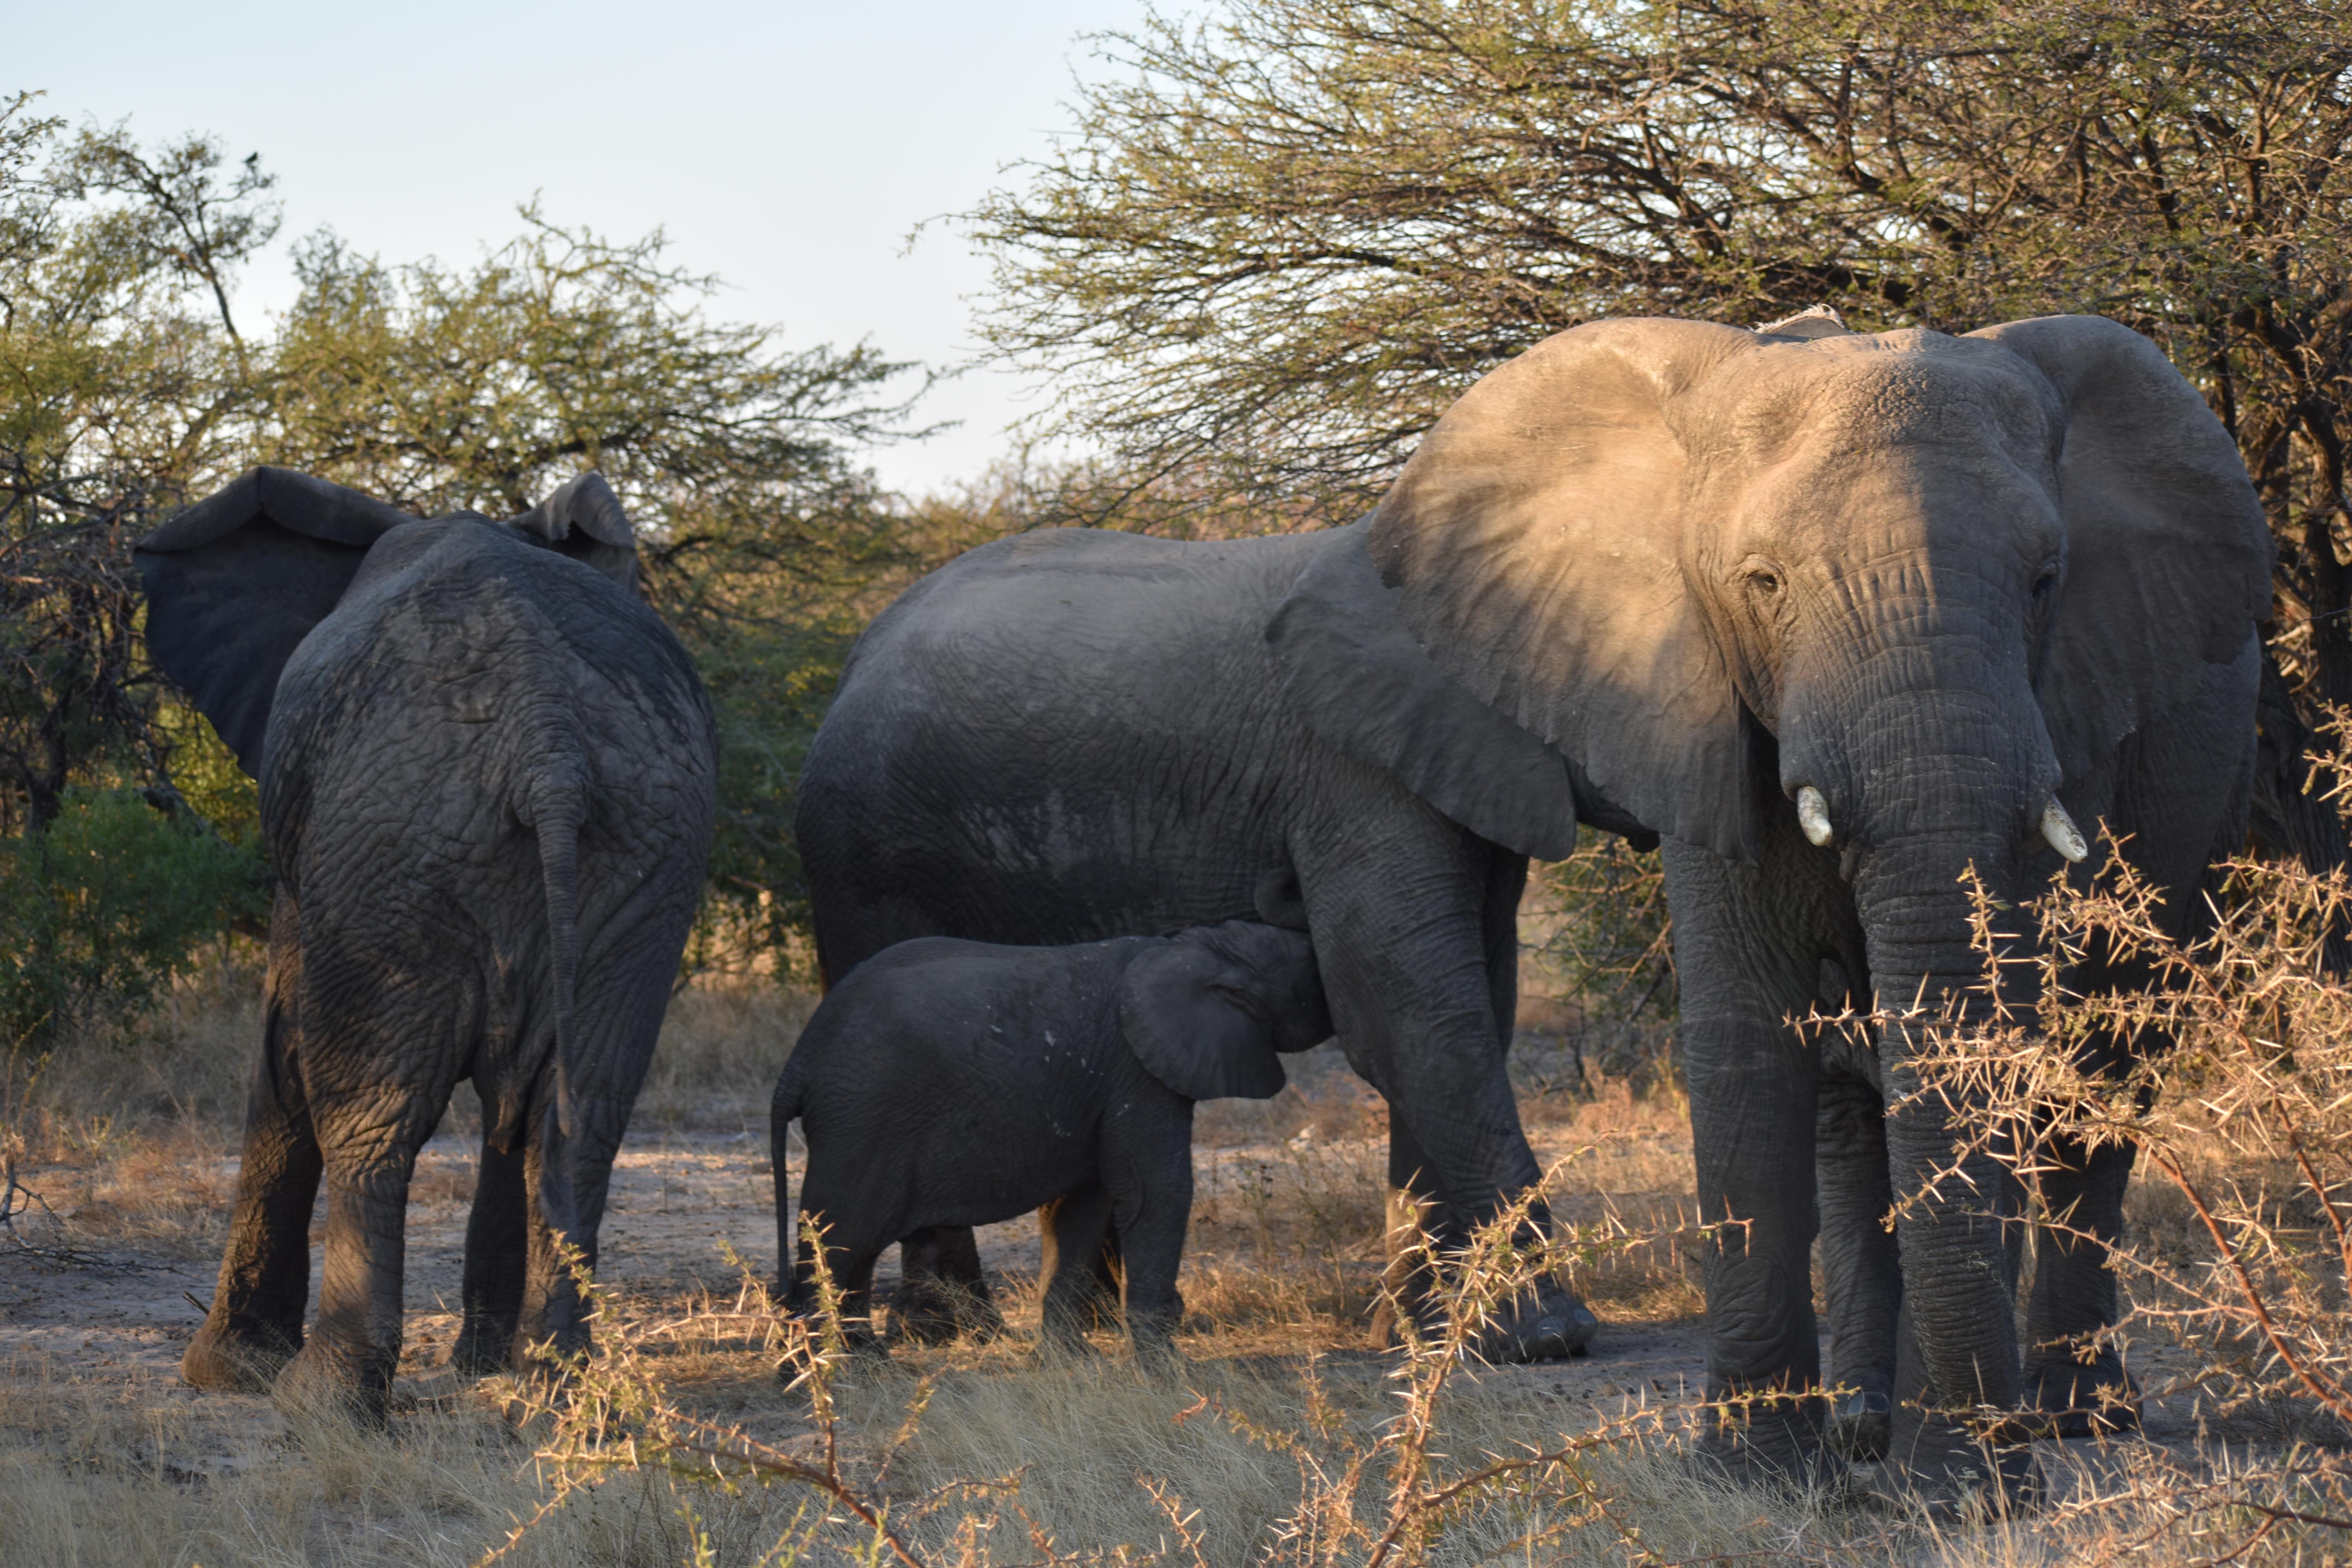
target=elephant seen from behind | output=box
[772,921,1332,1367]
[138,467,718,1421]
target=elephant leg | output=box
[788,1169,893,1351]
[1103,1099,1194,1373]
[1039,1183,1116,1356]
[1298,817,1590,1363]
[891,1225,1004,1345]
[1660,837,1837,1483]
[453,1135,527,1376]
[1817,1070,1900,1459]
[2024,1133,2140,1435]
[273,1125,425,1423]
[185,925,321,1392]
[1369,1110,1455,1348]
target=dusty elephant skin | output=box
[1364,313,2270,1496]
[136,467,718,1423]
[798,511,1633,1363]
[771,921,1331,1367]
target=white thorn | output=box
[1797,786,1834,847]
[2042,798,2088,862]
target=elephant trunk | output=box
[1782,639,2054,1436]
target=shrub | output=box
[0,786,269,1051]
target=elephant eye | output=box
[1740,560,1784,598]
[2032,563,2060,601]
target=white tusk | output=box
[1797,786,1833,847]
[2041,797,2088,862]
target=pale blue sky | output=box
[15,0,1151,494]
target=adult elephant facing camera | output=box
[138,468,717,1421]
[1365,312,2268,1489]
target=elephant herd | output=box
[136,309,2273,1504]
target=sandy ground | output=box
[0,1114,2224,1507]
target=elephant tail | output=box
[530,767,586,1146]
[770,1049,810,1301]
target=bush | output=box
[0,787,269,1050]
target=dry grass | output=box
[11,906,2352,1566]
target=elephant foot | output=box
[2027,1357,2140,1439]
[1465,1282,1598,1363]
[182,1314,299,1393]
[888,1275,1005,1346]
[1692,1403,1845,1497]
[271,1337,394,1428]
[1828,1379,1893,1462]
[450,1315,521,1377]
[1878,1403,2040,1515]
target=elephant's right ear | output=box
[509,472,639,594]
[136,467,419,777]
[1267,522,1654,860]
[1366,320,1764,860]
[1118,937,1293,1103]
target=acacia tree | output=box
[975,0,2352,871]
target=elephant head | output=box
[1361,315,2270,1413]
[135,466,639,776]
[1119,922,1334,1101]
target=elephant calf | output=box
[772,921,1331,1363]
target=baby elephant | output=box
[771,921,1331,1363]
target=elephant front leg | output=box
[1686,1018,1827,1481]
[185,951,321,1394]
[1298,823,1591,1363]
[1817,1072,1900,1459]
[2024,1133,2139,1435]
[1102,1097,1194,1374]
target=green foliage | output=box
[0,786,269,1049]
[975,0,2352,655]
[0,98,939,990]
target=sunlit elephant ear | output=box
[135,467,421,777]
[1366,319,1765,860]
[1118,929,1298,1103]
[509,472,639,593]
[1969,317,2274,783]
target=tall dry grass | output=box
[19,849,2352,1564]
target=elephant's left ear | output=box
[136,467,421,777]
[1970,317,2274,781]
[508,472,639,593]
[1118,938,1292,1103]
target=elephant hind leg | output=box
[453,1136,528,1375]
[185,932,321,1393]
[891,1226,1004,1345]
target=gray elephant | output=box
[799,504,1633,1363]
[137,467,718,1421]
[1361,312,2267,1488]
[800,312,2268,1491]
[771,922,1332,1364]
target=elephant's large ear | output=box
[135,468,420,777]
[1267,523,1654,859]
[1969,317,2274,782]
[1119,924,1323,1102]
[509,471,639,593]
[1365,319,1765,859]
